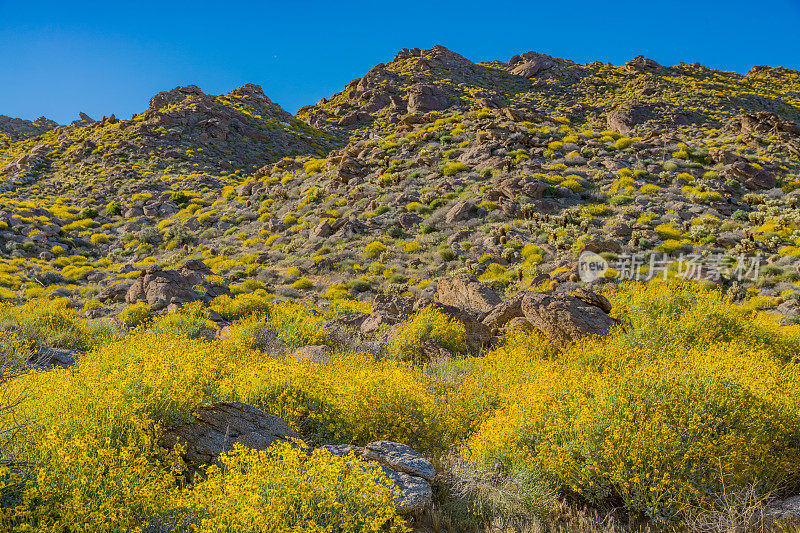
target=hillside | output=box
[1,46,799,320]
[1,45,800,532]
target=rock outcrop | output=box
[125,260,229,311]
[160,402,298,467]
[435,274,502,316]
[521,289,619,349]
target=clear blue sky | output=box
[2,0,799,124]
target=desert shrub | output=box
[468,280,800,523]
[559,178,582,192]
[302,158,325,175]
[0,418,184,532]
[149,302,215,340]
[608,194,633,206]
[267,302,329,347]
[439,248,457,262]
[388,306,466,363]
[105,201,122,216]
[210,293,270,321]
[79,208,98,220]
[186,442,405,533]
[0,299,97,350]
[290,277,313,290]
[655,223,683,240]
[119,302,151,328]
[656,238,684,254]
[613,137,633,150]
[442,162,468,176]
[363,241,386,259]
[89,232,110,244]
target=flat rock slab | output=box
[160,402,297,465]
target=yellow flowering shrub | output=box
[209,292,270,320]
[1,419,184,532]
[0,330,32,370]
[226,351,449,451]
[187,442,407,533]
[0,299,101,350]
[119,301,151,328]
[388,306,466,363]
[468,280,800,522]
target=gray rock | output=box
[160,402,298,467]
[722,161,777,189]
[364,441,436,481]
[323,441,435,514]
[607,104,656,135]
[445,199,478,224]
[765,495,800,521]
[32,346,79,368]
[482,293,525,330]
[407,84,449,113]
[379,465,433,514]
[291,344,331,364]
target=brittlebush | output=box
[469,280,800,522]
[187,442,407,533]
[388,305,466,362]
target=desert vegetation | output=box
[1,44,800,531]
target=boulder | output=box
[360,294,416,335]
[324,441,435,514]
[606,104,656,135]
[98,280,134,303]
[407,84,448,113]
[397,212,421,230]
[435,274,502,317]
[310,219,333,239]
[722,161,777,189]
[160,402,298,467]
[414,299,493,352]
[482,293,526,330]
[31,346,79,368]
[364,441,436,481]
[625,55,661,74]
[291,344,331,364]
[508,51,556,77]
[444,199,478,224]
[510,56,554,77]
[521,289,619,349]
[765,495,800,522]
[125,260,228,311]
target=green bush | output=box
[363,241,386,259]
[389,306,466,363]
[119,302,151,328]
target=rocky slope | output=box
[0,115,59,145]
[1,45,800,322]
[0,84,335,194]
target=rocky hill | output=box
[0,114,59,144]
[0,84,335,195]
[0,45,799,321]
[3,45,800,532]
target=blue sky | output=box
[1,0,799,124]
